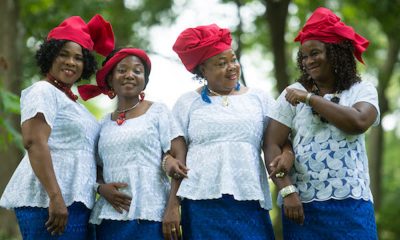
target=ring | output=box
[171,228,176,232]
[275,172,285,178]
[173,173,181,179]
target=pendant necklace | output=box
[115,101,140,125]
[208,88,231,107]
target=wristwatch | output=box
[279,185,297,198]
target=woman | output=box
[78,47,188,240]
[264,7,379,240]
[171,24,293,239]
[0,15,114,239]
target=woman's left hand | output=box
[165,155,189,180]
[269,150,294,178]
[285,88,308,106]
[162,204,182,240]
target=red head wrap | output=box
[172,24,232,73]
[78,48,151,101]
[294,7,369,63]
[47,14,114,56]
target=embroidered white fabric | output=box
[270,81,380,205]
[172,88,274,210]
[0,81,100,209]
[90,102,182,224]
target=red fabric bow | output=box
[78,48,151,101]
[47,14,114,57]
[172,24,232,73]
[294,7,369,63]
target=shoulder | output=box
[22,81,55,96]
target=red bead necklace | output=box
[46,74,78,101]
[115,101,140,125]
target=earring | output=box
[235,82,241,91]
[139,91,145,101]
[107,89,116,99]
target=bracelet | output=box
[305,92,314,106]
[162,154,169,172]
[93,183,101,194]
[279,185,298,198]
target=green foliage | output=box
[0,88,22,151]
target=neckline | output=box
[109,102,155,124]
[46,74,78,102]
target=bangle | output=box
[162,154,169,172]
[279,185,297,198]
[93,183,101,194]
[305,92,314,106]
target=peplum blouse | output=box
[0,81,100,209]
[90,102,182,224]
[172,88,274,210]
[269,81,380,205]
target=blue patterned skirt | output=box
[95,219,163,240]
[181,194,275,240]
[14,202,92,240]
[282,198,377,240]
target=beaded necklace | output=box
[311,82,340,123]
[207,88,231,107]
[115,101,140,125]
[46,74,78,101]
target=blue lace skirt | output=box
[95,219,163,240]
[282,198,377,240]
[181,194,275,240]
[14,202,92,240]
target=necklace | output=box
[46,74,78,101]
[311,82,340,123]
[115,101,140,125]
[208,88,231,107]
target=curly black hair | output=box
[102,48,150,89]
[35,39,97,81]
[296,40,361,92]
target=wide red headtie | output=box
[172,24,232,73]
[78,48,151,101]
[47,14,114,57]
[294,7,369,64]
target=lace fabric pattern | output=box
[90,102,182,224]
[172,89,275,210]
[0,81,100,210]
[270,81,380,205]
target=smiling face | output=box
[48,41,84,85]
[200,49,241,93]
[108,55,146,99]
[300,40,334,84]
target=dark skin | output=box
[97,55,188,239]
[265,40,378,225]
[22,41,85,235]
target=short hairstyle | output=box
[35,39,97,81]
[296,40,361,92]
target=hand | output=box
[162,204,182,240]
[285,88,308,106]
[269,150,294,178]
[283,193,304,225]
[45,194,68,236]
[98,182,132,213]
[165,156,189,180]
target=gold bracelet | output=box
[305,92,314,106]
[279,185,297,198]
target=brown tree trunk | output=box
[368,37,400,211]
[0,0,24,237]
[264,0,291,93]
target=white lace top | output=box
[0,81,99,209]
[270,81,380,204]
[90,102,182,224]
[172,88,274,210]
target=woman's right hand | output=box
[269,150,294,178]
[98,182,132,213]
[45,194,68,235]
[283,193,304,225]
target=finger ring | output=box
[173,173,181,179]
[171,228,176,232]
[275,172,285,178]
